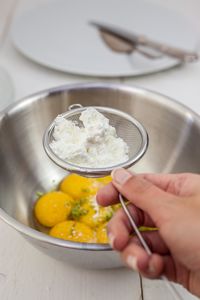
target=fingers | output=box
[121,240,164,279]
[96,182,119,206]
[139,254,164,279]
[142,172,200,197]
[107,204,155,250]
[111,169,178,226]
[113,232,184,284]
[96,172,182,208]
[97,169,192,288]
[141,173,183,194]
[109,208,169,254]
[97,172,200,208]
[131,231,169,255]
[120,240,177,281]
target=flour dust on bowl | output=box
[0,82,200,269]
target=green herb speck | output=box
[71,203,88,219]
[36,191,44,198]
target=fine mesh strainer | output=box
[43,104,148,177]
[43,104,182,300]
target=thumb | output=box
[111,168,177,226]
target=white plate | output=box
[0,68,14,111]
[12,0,199,77]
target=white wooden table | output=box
[0,0,199,299]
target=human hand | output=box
[96,169,200,297]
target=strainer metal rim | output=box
[43,106,149,176]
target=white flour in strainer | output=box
[50,107,129,168]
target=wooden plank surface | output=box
[0,220,141,300]
[142,278,198,300]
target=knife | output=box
[90,21,199,62]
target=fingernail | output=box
[108,233,115,248]
[148,261,156,275]
[111,168,132,185]
[126,256,138,271]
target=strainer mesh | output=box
[66,111,143,159]
[44,106,148,176]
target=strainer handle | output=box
[68,104,83,111]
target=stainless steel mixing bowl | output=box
[0,82,200,269]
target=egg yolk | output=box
[34,191,73,227]
[59,174,98,200]
[96,175,112,186]
[76,200,114,228]
[49,220,95,243]
[96,223,109,244]
[34,174,118,244]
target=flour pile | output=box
[50,108,129,168]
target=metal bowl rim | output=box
[0,81,200,250]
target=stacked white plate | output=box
[12,0,199,77]
[0,68,14,111]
